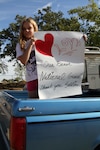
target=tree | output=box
[0,60,8,74]
[68,0,100,46]
[0,15,27,61]
[34,6,80,31]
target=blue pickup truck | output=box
[0,89,100,150]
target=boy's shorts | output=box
[27,79,38,91]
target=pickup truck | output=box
[0,89,100,150]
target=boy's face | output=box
[22,22,34,40]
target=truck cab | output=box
[83,46,100,90]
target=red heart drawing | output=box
[35,33,54,57]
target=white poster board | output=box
[35,31,85,99]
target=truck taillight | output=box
[10,117,26,150]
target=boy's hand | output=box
[83,34,87,42]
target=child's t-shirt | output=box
[16,39,38,82]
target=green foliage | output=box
[68,0,100,46]
[0,60,8,74]
[0,15,27,59]
[34,7,80,31]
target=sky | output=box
[0,0,100,30]
[0,0,100,80]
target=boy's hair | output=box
[19,17,38,49]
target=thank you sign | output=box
[35,31,85,99]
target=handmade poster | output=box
[35,31,85,99]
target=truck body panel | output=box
[0,90,100,150]
[26,116,100,150]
